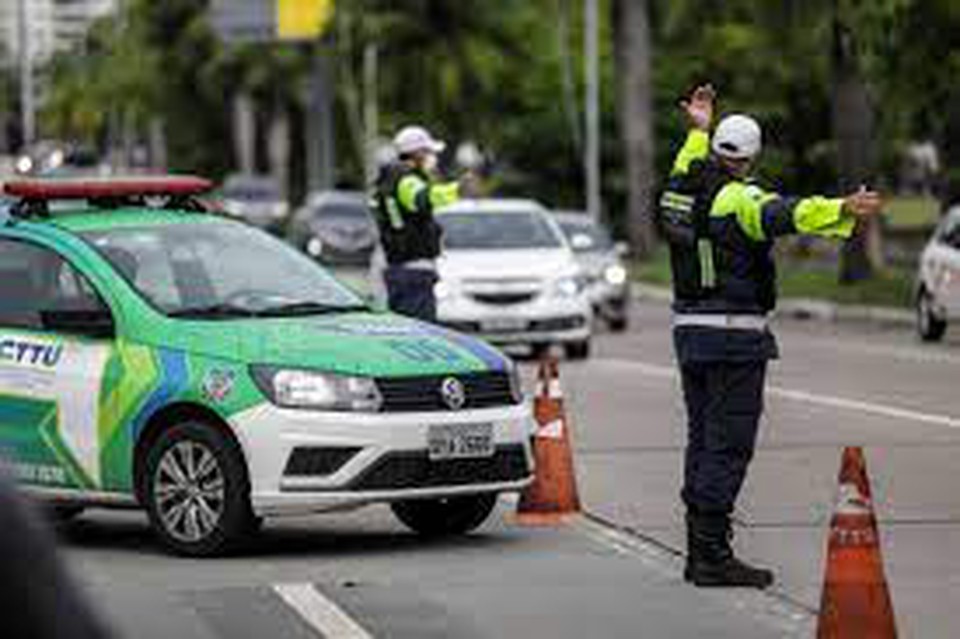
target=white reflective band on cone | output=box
[539,419,565,439]
[536,379,564,399]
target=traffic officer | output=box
[372,125,461,321]
[659,85,883,588]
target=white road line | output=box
[274,583,373,639]
[591,358,960,430]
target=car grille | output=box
[376,371,518,412]
[470,292,537,306]
[347,445,530,491]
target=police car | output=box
[0,177,533,556]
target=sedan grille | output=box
[347,445,530,491]
[376,371,518,412]
[470,292,537,306]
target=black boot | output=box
[684,512,774,589]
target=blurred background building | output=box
[0,0,117,62]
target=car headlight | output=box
[251,366,382,412]
[507,363,525,404]
[306,237,324,257]
[272,202,290,219]
[604,264,628,286]
[434,280,455,301]
[553,276,581,298]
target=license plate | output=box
[481,317,526,332]
[428,423,495,460]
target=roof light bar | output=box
[3,176,213,200]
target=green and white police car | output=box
[0,177,533,556]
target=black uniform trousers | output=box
[385,265,439,322]
[674,326,776,516]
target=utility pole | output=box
[584,0,601,222]
[363,43,378,188]
[17,0,35,148]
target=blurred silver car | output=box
[220,174,288,233]
[916,206,960,341]
[554,211,631,332]
[288,190,377,267]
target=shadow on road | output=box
[54,512,523,560]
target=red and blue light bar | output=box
[3,176,213,200]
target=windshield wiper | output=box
[256,301,369,317]
[168,304,260,320]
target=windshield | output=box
[439,211,564,250]
[314,203,370,221]
[558,220,614,253]
[82,221,366,318]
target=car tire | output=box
[142,421,256,557]
[607,316,628,333]
[917,288,947,342]
[564,340,591,361]
[391,493,498,537]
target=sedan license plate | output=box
[481,317,526,332]
[428,423,495,460]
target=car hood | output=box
[157,311,511,376]
[439,249,578,281]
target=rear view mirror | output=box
[41,308,115,339]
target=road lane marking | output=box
[274,583,373,638]
[591,358,960,430]
[575,514,817,634]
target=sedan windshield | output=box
[82,221,366,318]
[439,211,563,250]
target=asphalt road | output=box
[54,295,960,638]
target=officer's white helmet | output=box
[712,114,762,160]
[393,126,446,156]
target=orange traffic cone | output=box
[516,355,581,525]
[816,447,898,638]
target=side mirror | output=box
[614,241,630,258]
[41,308,115,339]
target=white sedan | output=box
[435,199,593,360]
[916,206,960,341]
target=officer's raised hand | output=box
[680,84,716,131]
[842,186,884,217]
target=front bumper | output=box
[230,402,536,517]
[438,294,592,345]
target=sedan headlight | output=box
[251,366,382,412]
[507,363,525,404]
[306,237,324,257]
[434,280,456,301]
[552,276,581,298]
[604,264,628,286]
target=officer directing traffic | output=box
[659,85,883,588]
[372,125,461,321]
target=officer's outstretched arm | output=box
[713,183,857,242]
[398,175,460,216]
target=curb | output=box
[631,282,914,328]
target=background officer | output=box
[372,125,461,321]
[659,84,883,588]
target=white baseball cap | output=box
[393,125,446,156]
[712,114,762,159]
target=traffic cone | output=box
[516,355,581,525]
[816,447,898,638]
